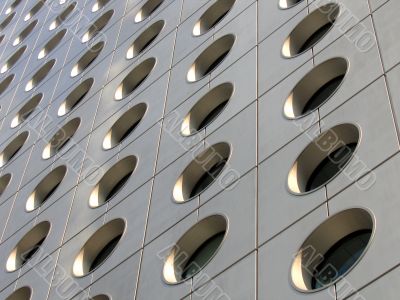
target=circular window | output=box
[89,156,137,208]
[25,166,66,211]
[13,19,37,46]
[181,82,233,136]
[173,142,230,203]
[193,0,235,36]
[11,93,42,128]
[103,103,147,150]
[0,131,28,168]
[38,29,67,59]
[49,2,76,31]
[187,34,235,82]
[284,57,347,119]
[279,0,304,9]
[163,215,227,284]
[6,221,50,272]
[0,74,14,95]
[288,124,360,194]
[134,0,164,23]
[282,3,340,58]
[58,78,94,116]
[24,0,45,22]
[0,12,15,30]
[81,10,113,43]
[126,20,164,59]
[42,118,80,159]
[1,45,27,73]
[92,0,110,12]
[114,57,156,100]
[5,0,22,15]
[70,41,104,77]
[0,173,11,197]
[25,59,55,91]
[72,219,125,277]
[291,208,374,291]
[5,287,31,300]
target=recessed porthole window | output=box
[0,74,14,95]
[38,29,67,59]
[42,118,80,159]
[114,57,156,100]
[13,19,38,46]
[181,82,233,136]
[5,0,22,15]
[89,156,137,207]
[173,142,230,203]
[288,123,359,194]
[92,0,110,12]
[81,10,113,43]
[126,20,164,59]
[11,93,42,128]
[73,219,125,277]
[0,12,15,30]
[187,34,235,82]
[103,103,147,150]
[284,57,347,119]
[1,45,27,73]
[24,0,45,21]
[0,173,11,196]
[71,41,104,77]
[134,0,164,23]
[163,215,227,284]
[5,286,31,300]
[6,221,50,272]
[279,0,304,9]
[58,78,94,116]
[25,59,55,91]
[282,3,340,58]
[25,166,66,211]
[49,2,76,31]
[291,208,374,291]
[0,131,28,168]
[193,0,235,36]
[92,295,110,300]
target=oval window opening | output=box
[181,83,233,136]
[0,74,14,96]
[72,219,125,277]
[0,12,15,31]
[81,10,113,43]
[0,173,11,197]
[0,131,28,168]
[58,78,94,116]
[284,57,347,119]
[282,3,340,58]
[6,221,50,272]
[187,34,235,82]
[279,0,304,9]
[42,118,81,159]
[291,208,373,291]
[173,142,230,203]
[38,29,67,59]
[11,93,42,128]
[288,123,359,194]
[25,59,55,92]
[103,103,147,150]
[134,0,164,23]
[26,166,67,211]
[49,2,76,31]
[5,287,31,300]
[193,0,235,36]
[163,215,227,284]
[1,45,27,73]
[13,19,37,46]
[114,57,156,100]
[24,0,45,21]
[89,156,137,207]
[92,0,110,12]
[126,20,164,59]
[71,41,104,77]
